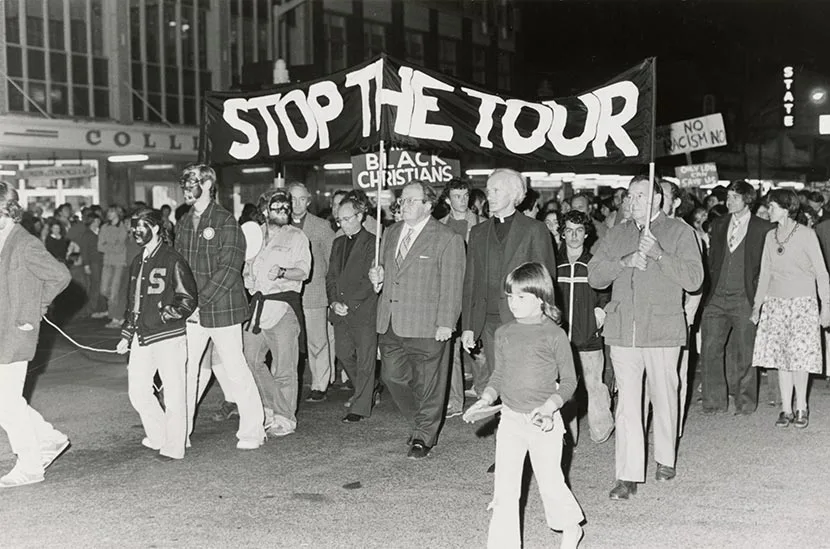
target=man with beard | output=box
[116,208,198,460]
[0,181,72,488]
[174,164,265,450]
[243,190,310,437]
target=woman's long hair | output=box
[504,262,561,324]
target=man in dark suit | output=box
[0,181,71,488]
[327,196,379,423]
[460,168,557,396]
[701,180,773,415]
[368,181,465,459]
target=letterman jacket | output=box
[556,248,609,352]
[121,241,198,346]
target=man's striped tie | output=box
[396,228,413,268]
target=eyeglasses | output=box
[269,204,290,213]
[335,213,359,224]
[396,197,428,206]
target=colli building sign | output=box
[0,116,199,157]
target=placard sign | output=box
[351,150,460,189]
[656,113,727,157]
[675,162,718,188]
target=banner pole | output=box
[645,57,658,234]
[374,139,385,266]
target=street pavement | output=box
[2,318,829,549]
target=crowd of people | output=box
[3,166,830,549]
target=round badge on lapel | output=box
[203,227,216,241]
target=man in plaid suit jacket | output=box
[369,181,465,459]
[175,164,265,450]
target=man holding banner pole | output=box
[588,175,703,501]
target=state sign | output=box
[675,162,719,188]
[351,150,461,189]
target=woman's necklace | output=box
[774,222,798,255]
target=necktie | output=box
[728,218,740,252]
[396,228,413,267]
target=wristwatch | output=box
[276,267,287,279]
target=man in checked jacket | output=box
[174,164,265,450]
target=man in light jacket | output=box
[0,181,72,488]
[588,175,703,501]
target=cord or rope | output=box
[42,316,120,354]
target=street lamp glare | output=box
[810,88,827,104]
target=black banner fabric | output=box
[203,54,655,166]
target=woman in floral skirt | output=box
[751,189,830,428]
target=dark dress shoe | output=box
[407,439,431,459]
[341,413,364,424]
[793,410,809,429]
[775,412,794,428]
[609,480,637,500]
[655,463,676,481]
[486,463,496,474]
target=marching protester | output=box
[327,195,380,423]
[751,189,830,429]
[288,182,336,403]
[368,180,465,459]
[556,210,614,444]
[588,176,703,500]
[700,181,772,416]
[466,262,584,549]
[243,190,309,438]
[174,164,265,450]
[461,168,557,398]
[116,208,198,460]
[439,178,482,417]
[98,206,130,329]
[0,181,72,488]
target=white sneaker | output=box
[105,319,123,329]
[266,424,295,438]
[141,437,161,451]
[236,437,264,450]
[263,408,276,430]
[0,465,44,488]
[41,438,70,470]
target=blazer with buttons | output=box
[375,217,465,339]
[298,212,335,310]
[326,227,377,326]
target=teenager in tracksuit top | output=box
[117,208,198,460]
[555,211,614,445]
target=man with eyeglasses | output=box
[288,182,336,403]
[368,181,465,459]
[327,196,380,423]
[242,190,310,438]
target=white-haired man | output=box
[461,168,557,398]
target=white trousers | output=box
[610,346,680,482]
[304,307,334,392]
[185,322,264,445]
[0,361,66,475]
[128,335,187,459]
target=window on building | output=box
[438,39,458,77]
[497,51,512,91]
[405,30,425,66]
[472,47,486,85]
[364,22,386,59]
[4,0,110,118]
[130,0,210,125]
[323,13,347,73]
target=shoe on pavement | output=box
[263,408,276,430]
[407,439,431,460]
[342,413,364,424]
[141,437,161,451]
[305,390,327,402]
[655,463,676,482]
[41,438,70,470]
[211,401,239,422]
[775,411,794,428]
[609,480,637,500]
[591,426,614,444]
[236,437,264,450]
[793,409,809,429]
[0,465,44,488]
[464,389,478,398]
[104,319,123,329]
[445,407,463,419]
[90,311,109,319]
[266,424,295,438]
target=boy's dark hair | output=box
[558,210,596,246]
[504,262,561,324]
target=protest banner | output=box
[675,162,719,188]
[351,150,460,189]
[656,113,727,157]
[202,54,655,166]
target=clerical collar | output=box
[494,211,515,223]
